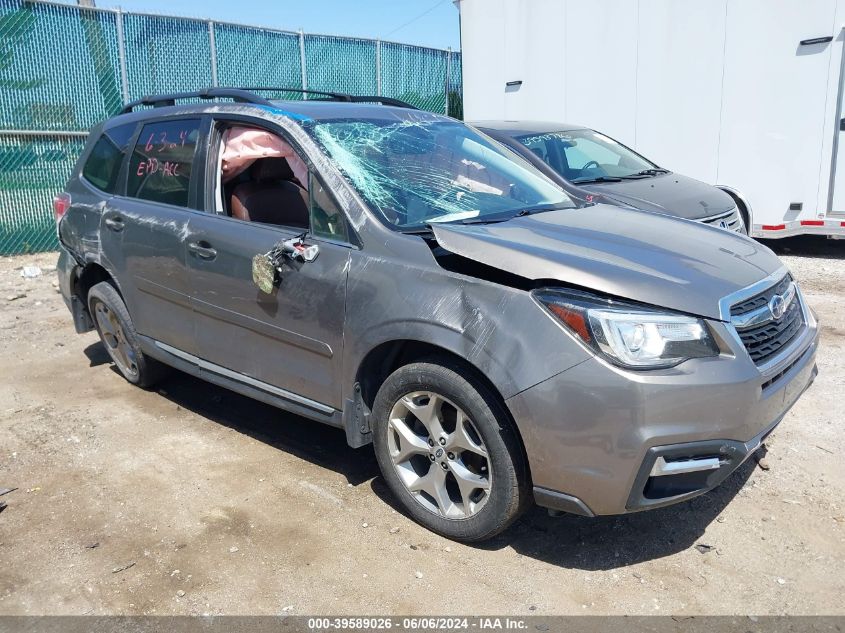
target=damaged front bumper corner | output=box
[506,324,819,517]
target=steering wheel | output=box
[581,160,600,170]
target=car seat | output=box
[231,158,309,228]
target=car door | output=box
[186,146,351,412]
[102,117,204,354]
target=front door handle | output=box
[188,241,217,260]
[104,216,124,232]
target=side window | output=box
[309,172,348,242]
[81,123,136,193]
[127,119,201,207]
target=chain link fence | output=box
[0,0,462,255]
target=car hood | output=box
[430,205,784,320]
[580,173,735,220]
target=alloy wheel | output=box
[94,301,139,379]
[387,390,492,519]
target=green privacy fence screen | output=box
[0,0,462,255]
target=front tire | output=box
[371,359,530,542]
[88,281,167,388]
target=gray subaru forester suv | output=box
[55,88,819,542]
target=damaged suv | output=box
[56,88,819,541]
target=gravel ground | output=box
[0,236,843,616]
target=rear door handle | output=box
[188,241,217,260]
[104,216,124,232]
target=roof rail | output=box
[120,87,419,114]
[239,87,354,101]
[240,87,419,109]
[120,88,275,114]
[347,95,420,109]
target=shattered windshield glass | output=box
[303,115,574,230]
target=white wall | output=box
[717,0,836,222]
[562,1,638,143]
[459,0,843,224]
[634,1,727,182]
[460,0,508,120]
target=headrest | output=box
[251,157,294,182]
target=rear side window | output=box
[127,119,201,207]
[81,123,136,193]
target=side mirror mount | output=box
[284,238,320,263]
[252,236,320,294]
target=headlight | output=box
[533,288,719,369]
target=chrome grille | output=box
[730,275,805,365]
[730,275,792,317]
[701,208,745,233]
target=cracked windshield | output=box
[305,116,574,230]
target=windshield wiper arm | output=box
[405,226,435,236]
[622,168,669,178]
[458,215,513,225]
[458,204,567,225]
[514,203,568,214]
[572,176,623,184]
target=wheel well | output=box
[356,341,477,411]
[719,187,751,229]
[354,340,531,474]
[75,263,116,308]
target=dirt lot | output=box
[0,237,843,616]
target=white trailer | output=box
[457,0,845,239]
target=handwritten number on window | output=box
[144,130,189,153]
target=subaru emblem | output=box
[769,294,786,320]
[718,220,729,230]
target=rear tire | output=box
[88,281,167,388]
[371,359,530,542]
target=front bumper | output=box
[506,314,819,516]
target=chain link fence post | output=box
[299,29,308,98]
[376,39,382,96]
[445,47,452,115]
[115,7,129,105]
[208,20,219,87]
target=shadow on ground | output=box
[83,342,111,367]
[84,342,759,570]
[761,235,845,258]
[89,350,381,487]
[480,459,755,570]
[370,457,756,570]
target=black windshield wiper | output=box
[458,215,514,225]
[404,226,435,237]
[514,203,569,214]
[619,168,669,179]
[458,204,567,225]
[571,176,623,184]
